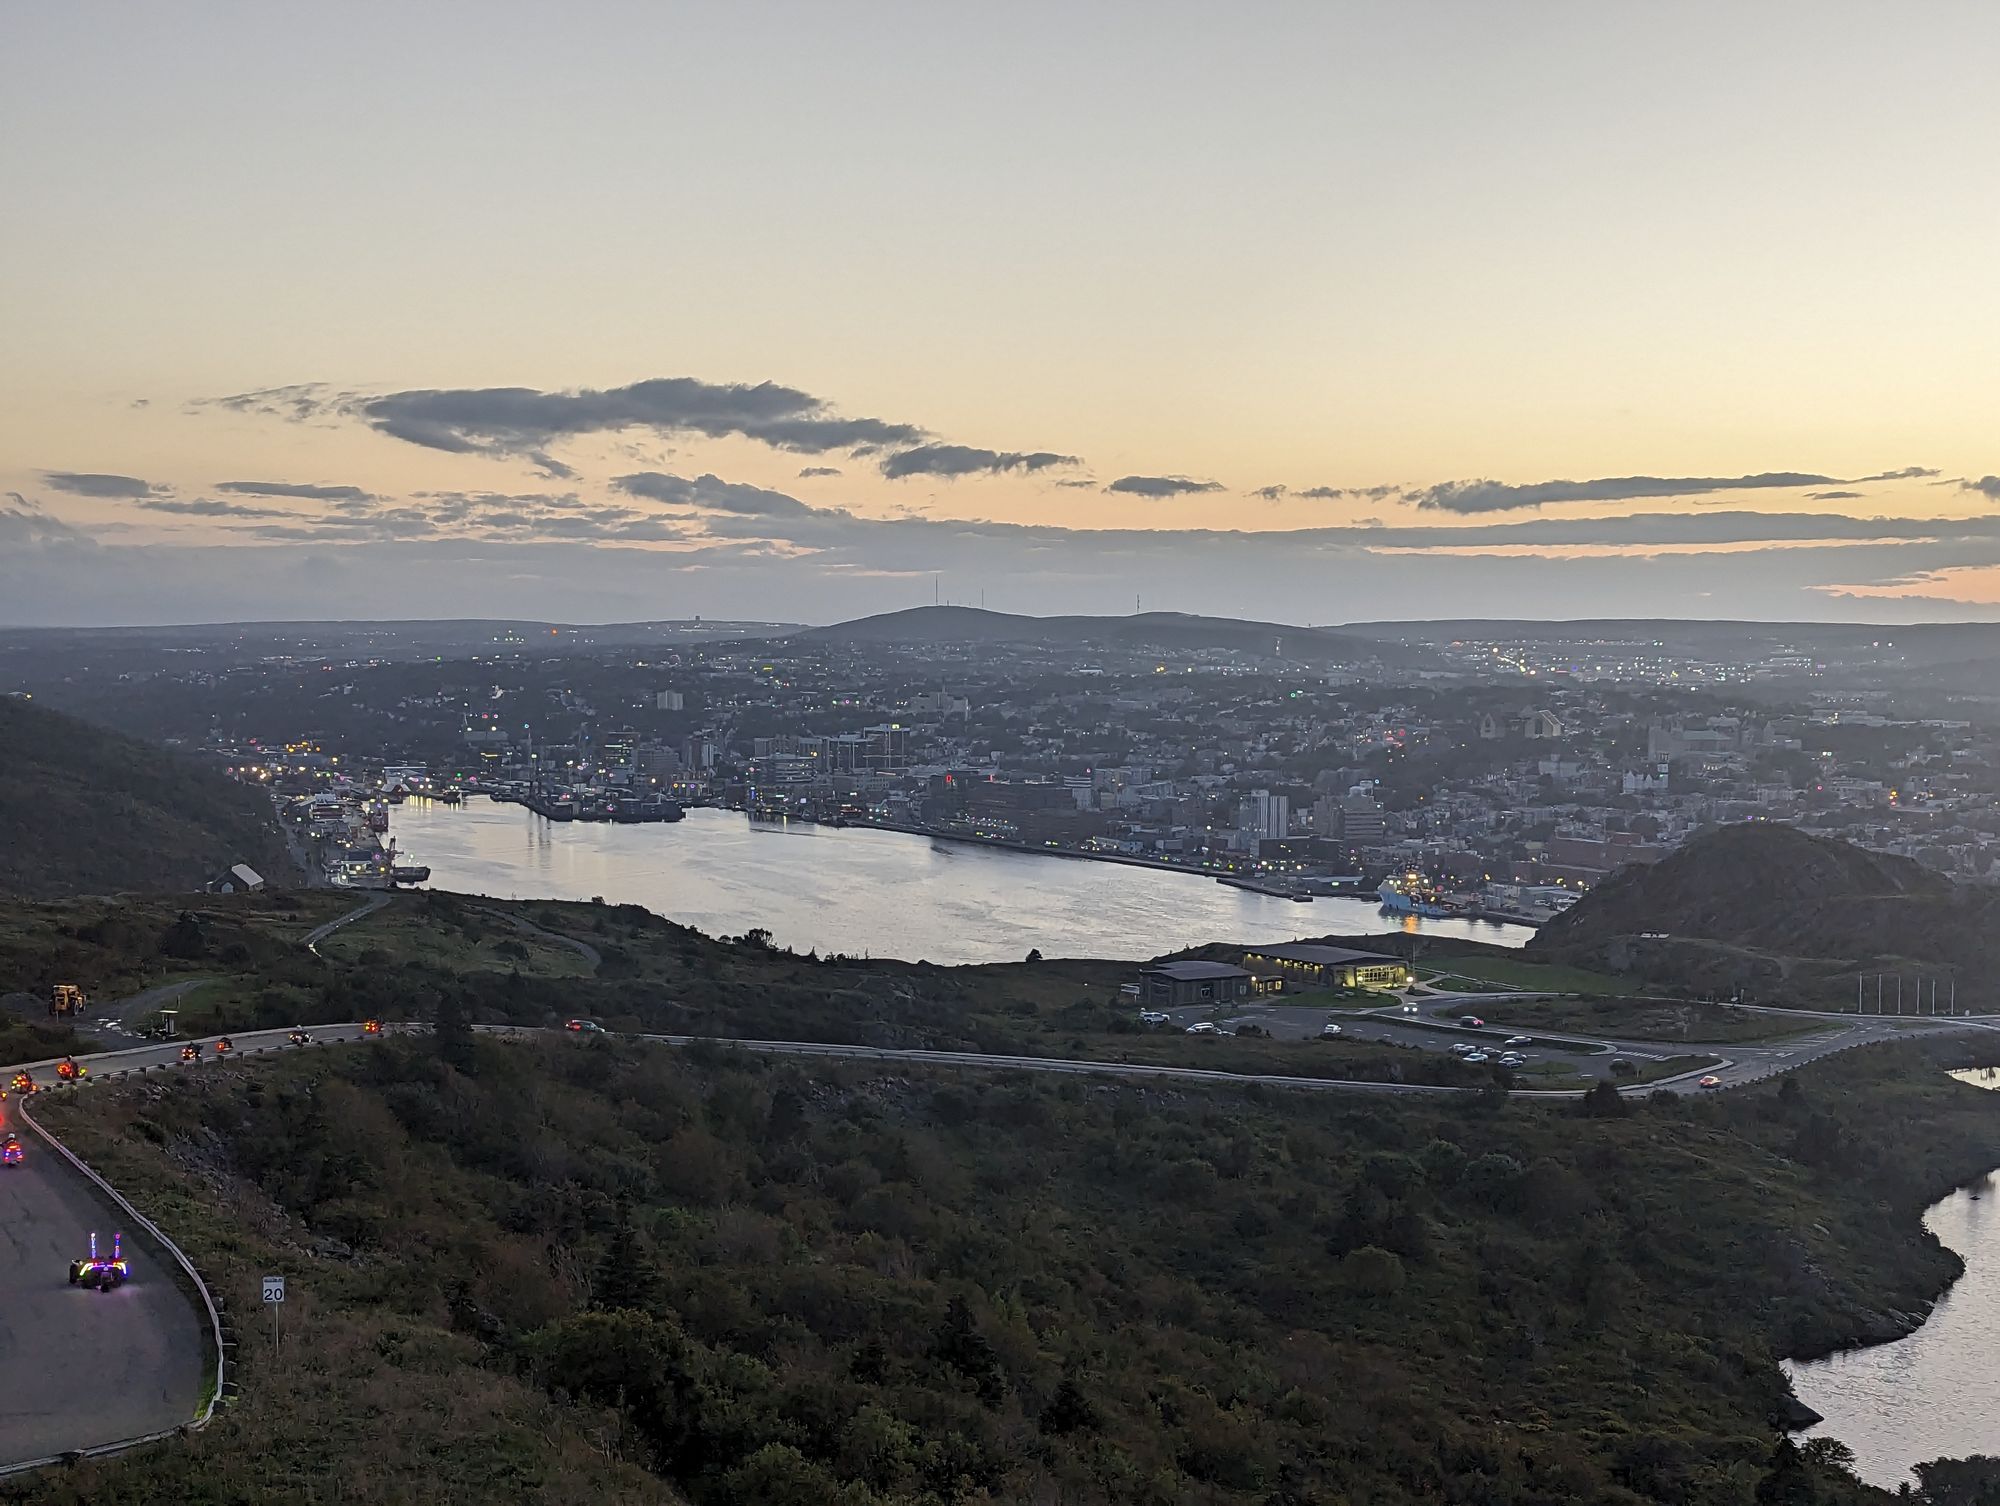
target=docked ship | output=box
[1377,870,1454,919]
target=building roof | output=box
[1240,943,1401,967]
[228,864,264,887]
[1141,960,1252,981]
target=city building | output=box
[1136,960,1255,1008]
[1239,943,1410,991]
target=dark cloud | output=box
[40,471,164,499]
[1297,483,1402,502]
[0,496,91,547]
[199,383,340,422]
[613,471,819,518]
[1105,475,1225,498]
[1959,476,2000,501]
[1805,490,1864,501]
[1249,485,1288,501]
[1409,467,1943,514]
[527,451,578,480]
[1409,471,1846,514]
[216,480,374,502]
[233,377,928,461]
[136,496,292,519]
[879,444,1077,480]
[798,466,843,478]
[1856,466,1941,482]
[1055,478,1099,489]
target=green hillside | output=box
[1530,823,1996,1008]
[0,697,293,897]
[30,1025,2000,1506]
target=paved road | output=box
[469,904,602,970]
[0,1026,367,1472]
[107,977,217,1032]
[0,1126,206,1465]
[303,892,394,955]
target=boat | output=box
[1377,871,1453,918]
[391,864,431,884]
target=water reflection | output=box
[1785,1068,2000,1490]
[390,801,1531,966]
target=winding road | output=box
[0,1026,368,1475]
[0,990,1987,1474]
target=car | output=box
[179,1043,203,1062]
[565,1018,605,1034]
[54,1057,88,1081]
[1321,1022,1343,1037]
[362,1019,383,1035]
[1138,1011,1169,1026]
[1464,1051,1491,1063]
[1698,1074,1723,1089]
[1,1136,22,1166]
[68,1231,129,1291]
[286,1030,313,1046]
[1459,1015,1486,1028]
[1449,1042,1475,1054]
[1505,1036,1533,1047]
[1185,1021,1220,1035]
[1499,1054,1525,1067]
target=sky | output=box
[5,1,2000,628]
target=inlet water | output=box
[390,800,1529,966]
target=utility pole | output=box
[1897,975,1903,1015]
[1877,974,1883,1014]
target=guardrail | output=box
[3,1095,229,1479]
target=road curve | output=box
[0,1111,206,1465]
[0,1025,369,1474]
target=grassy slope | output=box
[0,698,296,898]
[23,1031,2000,1505]
[1423,956,1629,995]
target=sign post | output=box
[262,1274,284,1351]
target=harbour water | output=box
[1785,1067,2000,1490]
[390,800,1530,965]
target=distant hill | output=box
[0,697,294,897]
[1530,823,1996,1005]
[795,606,1421,663]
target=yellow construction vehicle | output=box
[50,984,87,1018]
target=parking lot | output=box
[1156,997,1668,1082]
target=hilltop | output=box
[1530,823,1997,1005]
[0,697,293,898]
[792,605,1418,662]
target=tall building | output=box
[1339,795,1387,843]
[1238,789,1289,840]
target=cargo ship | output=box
[1377,870,1453,918]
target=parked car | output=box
[1505,1035,1533,1047]
[1138,1011,1169,1026]
[1321,1022,1343,1037]
[1465,1052,1491,1063]
[1450,1042,1475,1054]
[1185,1021,1220,1035]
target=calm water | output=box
[389,800,1529,965]
[1786,1067,2000,1489]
